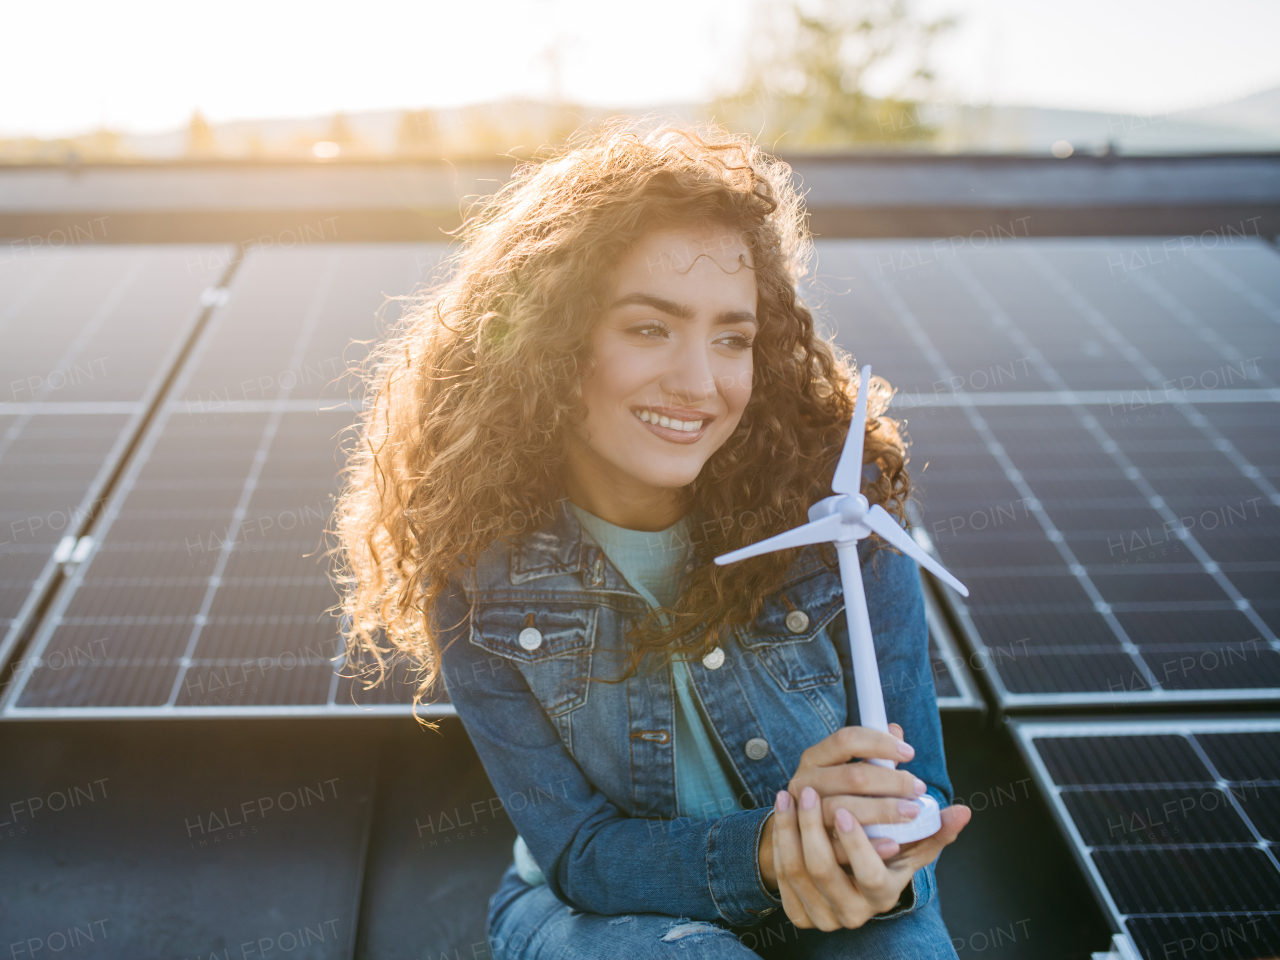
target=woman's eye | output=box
[631,322,668,339]
[716,333,754,350]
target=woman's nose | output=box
[661,343,718,403]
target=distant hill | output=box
[1183,85,1280,136]
[927,93,1280,154]
[4,87,1278,163]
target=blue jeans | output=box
[485,864,960,959]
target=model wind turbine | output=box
[715,365,969,844]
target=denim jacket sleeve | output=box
[836,543,953,920]
[437,579,780,925]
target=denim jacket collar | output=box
[514,498,697,586]
[499,498,655,613]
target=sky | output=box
[5,0,1280,138]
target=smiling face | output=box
[564,225,758,530]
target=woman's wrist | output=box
[758,810,777,889]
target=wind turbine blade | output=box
[864,504,970,597]
[831,364,870,495]
[714,513,845,565]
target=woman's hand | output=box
[762,786,970,931]
[786,723,924,862]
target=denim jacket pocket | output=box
[734,572,845,692]
[470,602,596,717]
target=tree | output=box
[728,0,957,147]
[186,110,218,157]
[326,112,356,144]
[397,110,441,155]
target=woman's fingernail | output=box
[801,786,818,810]
[776,790,791,812]
[914,778,927,796]
[898,800,920,819]
[835,808,855,833]
[873,839,897,856]
[898,742,915,759]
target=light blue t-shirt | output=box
[513,504,748,886]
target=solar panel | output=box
[0,245,231,671]
[1013,718,1280,960]
[2,242,980,717]
[2,244,436,716]
[817,238,1280,707]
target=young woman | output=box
[338,121,970,959]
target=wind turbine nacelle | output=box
[808,493,870,527]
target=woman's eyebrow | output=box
[610,293,757,327]
[716,310,758,327]
[610,292,692,318]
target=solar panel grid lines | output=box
[1013,719,1280,960]
[0,246,233,673]
[2,244,442,717]
[858,251,1166,700]
[944,254,1280,651]
[5,239,1275,716]
[0,258,146,466]
[851,239,1280,707]
[0,256,60,330]
[163,252,340,707]
[1023,248,1280,511]
[1117,265,1279,392]
[1,401,145,415]
[1190,255,1280,326]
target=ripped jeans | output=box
[485,863,960,960]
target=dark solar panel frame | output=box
[832,239,1280,709]
[0,246,233,672]
[1012,718,1280,960]
[923,580,984,711]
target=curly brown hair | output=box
[334,119,910,711]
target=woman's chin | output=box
[631,462,705,492]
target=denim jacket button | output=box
[517,627,544,651]
[701,647,725,670]
[785,610,810,634]
[745,737,770,760]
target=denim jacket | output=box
[438,499,952,927]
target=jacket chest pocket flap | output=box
[735,574,844,691]
[470,603,596,717]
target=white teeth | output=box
[633,409,705,432]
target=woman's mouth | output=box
[631,406,712,442]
